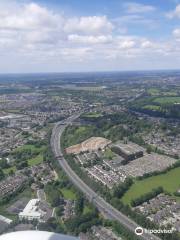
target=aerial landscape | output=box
[0,71,179,240]
[0,1,180,240]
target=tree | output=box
[0,169,5,180]
[146,145,152,154]
[56,206,64,217]
[75,195,84,215]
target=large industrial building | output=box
[111,141,144,163]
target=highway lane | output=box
[51,116,161,240]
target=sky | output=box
[0,0,180,73]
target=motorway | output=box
[51,115,161,240]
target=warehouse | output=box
[111,141,144,163]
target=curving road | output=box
[51,115,161,240]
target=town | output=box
[0,72,179,240]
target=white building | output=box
[19,199,41,221]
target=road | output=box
[51,115,161,240]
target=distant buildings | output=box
[134,194,180,232]
[0,174,27,199]
[70,138,177,188]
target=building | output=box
[19,199,53,222]
[0,174,27,198]
[19,199,41,221]
[111,141,144,163]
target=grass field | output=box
[147,88,160,96]
[147,88,178,97]
[153,97,180,104]
[83,112,103,118]
[61,188,77,200]
[3,166,16,175]
[83,205,92,214]
[103,148,115,160]
[4,144,46,174]
[28,154,44,166]
[122,167,180,205]
[143,105,161,111]
[14,144,46,154]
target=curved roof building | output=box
[0,231,79,240]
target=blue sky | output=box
[0,0,180,73]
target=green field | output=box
[143,105,161,111]
[103,148,115,160]
[83,205,92,214]
[147,88,178,97]
[122,167,180,205]
[153,97,180,104]
[3,166,16,175]
[147,88,160,96]
[14,144,46,154]
[63,125,96,147]
[4,144,47,174]
[28,154,44,166]
[83,112,103,118]
[61,188,77,200]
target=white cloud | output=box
[0,2,114,49]
[58,47,93,62]
[167,4,180,18]
[124,2,156,14]
[173,28,180,39]
[64,16,113,35]
[118,39,136,49]
[0,3,61,30]
[68,34,112,44]
[0,1,180,72]
[141,40,155,48]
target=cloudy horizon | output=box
[0,0,180,73]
